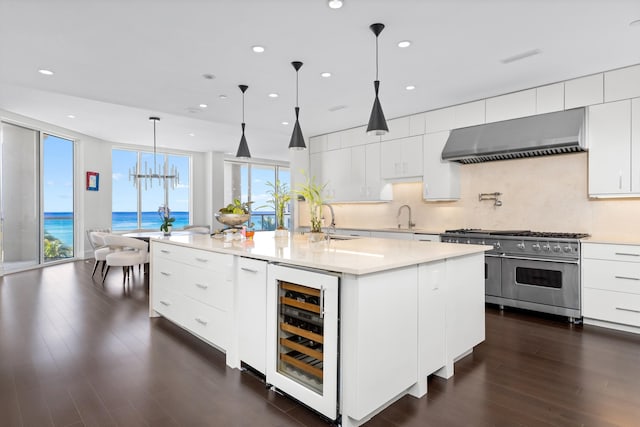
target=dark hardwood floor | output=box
[1,260,640,427]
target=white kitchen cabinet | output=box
[565,73,603,109]
[422,130,460,200]
[237,257,267,374]
[409,113,426,136]
[380,116,410,141]
[425,106,455,133]
[587,99,634,196]
[413,234,440,242]
[454,100,485,128]
[536,83,565,114]
[309,149,349,201]
[582,242,640,333]
[309,134,328,154]
[151,242,235,358]
[485,89,536,123]
[327,132,341,150]
[605,64,640,102]
[380,135,423,180]
[370,230,414,240]
[363,143,391,201]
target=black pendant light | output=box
[288,61,306,150]
[366,23,389,136]
[236,84,251,158]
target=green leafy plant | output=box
[266,180,291,230]
[295,171,327,233]
[158,205,176,232]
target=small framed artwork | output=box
[86,171,99,191]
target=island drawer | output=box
[182,296,229,350]
[153,242,233,269]
[583,288,640,327]
[582,243,640,263]
[583,259,640,294]
[152,281,186,325]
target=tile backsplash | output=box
[302,152,640,238]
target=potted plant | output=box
[295,172,327,242]
[158,205,175,235]
[266,179,291,238]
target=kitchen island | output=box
[149,232,489,427]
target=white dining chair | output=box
[102,235,149,284]
[88,231,114,279]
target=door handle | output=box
[614,275,640,281]
[241,267,258,273]
[615,252,640,257]
[160,271,171,276]
[319,286,325,319]
[195,283,209,289]
[615,307,640,314]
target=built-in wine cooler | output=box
[266,264,339,420]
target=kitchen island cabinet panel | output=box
[237,257,267,374]
[565,73,603,109]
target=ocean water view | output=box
[44,211,191,248]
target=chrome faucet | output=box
[322,203,336,234]
[397,204,415,230]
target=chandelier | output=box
[129,116,180,189]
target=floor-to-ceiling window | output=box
[112,148,190,231]
[0,123,75,273]
[223,161,290,231]
[43,133,74,262]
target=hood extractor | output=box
[441,107,585,164]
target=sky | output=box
[43,134,74,212]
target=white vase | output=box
[308,231,325,243]
[274,229,289,239]
[163,225,172,236]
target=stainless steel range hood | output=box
[441,107,585,164]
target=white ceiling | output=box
[1,0,639,161]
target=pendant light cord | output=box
[242,92,245,122]
[152,118,157,173]
[296,70,299,107]
[375,35,379,80]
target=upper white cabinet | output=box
[536,83,565,114]
[381,116,411,141]
[605,64,640,102]
[409,113,426,136]
[309,135,328,154]
[327,132,341,150]
[454,100,485,128]
[485,89,536,123]
[423,131,460,200]
[425,107,455,133]
[565,74,603,109]
[380,135,423,180]
[587,99,637,196]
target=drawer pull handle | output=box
[195,317,208,325]
[614,252,640,257]
[614,275,640,281]
[241,267,258,273]
[160,272,171,276]
[160,300,170,306]
[615,307,640,314]
[160,249,170,254]
[195,283,209,289]
[195,257,209,263]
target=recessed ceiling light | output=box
[188,133,195,137]
[252,45,265,53]
[328,0,343,9]
[405,85,416,91]
[199,103,208,108]
[219,94,227,99]
[67,114,75,119]
[281,121,289,125]
[38,69,54,75]
[268,93,279,98]
[320,72,332,78]
[631,19,640,27]
[397,40,411,48]
[500,49,542,64]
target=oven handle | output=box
[500,255,579,264]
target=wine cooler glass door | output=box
[266,264,339,420]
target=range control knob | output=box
[481,240,486,245]
[553,245,562,253]
[516,242,526,250]
[542,244,551,252]
[532,243,541,251]
[466,239,471,244]
[563,246,573,253]
[493,242,501,250]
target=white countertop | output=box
[581,235,640,246]
[152,231,489,275]
[296,226,444,235]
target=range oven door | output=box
[266,264,339,420]
[501,256,579,310]
[485,255,502,297]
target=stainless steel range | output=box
[441,229,589,322]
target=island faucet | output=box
[397,204,415,230]
[322,203,336,234]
